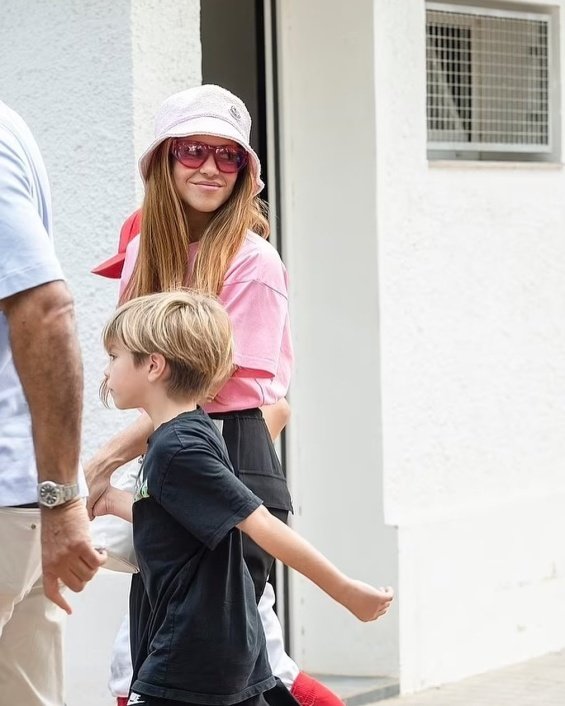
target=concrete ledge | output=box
[315,675,400,705]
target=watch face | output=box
[39,482,62,507]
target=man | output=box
[0,100,105,705]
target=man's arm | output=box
[238,506,394,622]
[2,281,82,483]
[1,280,105,613]
[84,413,152,518]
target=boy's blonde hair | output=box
[102,290,233,402]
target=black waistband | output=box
[9,502,39,509]
[208,407,262,420]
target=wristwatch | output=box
[37,481,80,508]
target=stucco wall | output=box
[1,0,136,462]
[131,0,202,201]
[374,0,565,692]
[0,2,201,704]
[277,0,400,678]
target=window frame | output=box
[426,2,557,161]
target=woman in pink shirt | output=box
[88,85,343,706]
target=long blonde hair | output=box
[120,139,269,303]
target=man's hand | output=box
[41,499,106,614]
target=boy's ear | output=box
[147,352,169,382]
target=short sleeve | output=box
[0,127,63,299]
[150,443,262,549]
[222,253,289,379]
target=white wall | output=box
[374,0,565,692]
[131,0,202,201]
[1,0,136,463]
[0,2,201,704]
[277,0,399,678]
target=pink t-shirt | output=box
[120,231,293,413]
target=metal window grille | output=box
[426,3,553,156]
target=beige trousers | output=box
[0,507,65,706]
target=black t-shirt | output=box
[130,408,275,704]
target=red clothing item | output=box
[291,672,345,706]
[92,210,141,278]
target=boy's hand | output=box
[342,581,394,622]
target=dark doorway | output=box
[201,0,269,203]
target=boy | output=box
[93,291,393,706]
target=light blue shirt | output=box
[0,100,64,506]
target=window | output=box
[426,3,557,161]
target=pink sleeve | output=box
[222,268,289,380]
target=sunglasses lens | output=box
[215,146,248,173]
[173,141,207,168]
[172,140,248,173]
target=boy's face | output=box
[104,342,147,410]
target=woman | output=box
[88,85,343,706]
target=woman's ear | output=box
[147,352,169,382]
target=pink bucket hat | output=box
[138,84,264,196]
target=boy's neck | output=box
[144,394,200,431]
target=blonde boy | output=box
[93,291,393,706]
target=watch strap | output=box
[61,483,80,502]
[37,480,81,508]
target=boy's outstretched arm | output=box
[237,506,393,622]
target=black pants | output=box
[210,408,293,601]
[126,692,270,706]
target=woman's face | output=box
[171,134,240,219]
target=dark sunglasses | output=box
[170,139,248,174]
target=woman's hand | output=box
[261,398,291,441]
[84,414,152,519]
[91,487,134,523]
[85,455,114,519]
